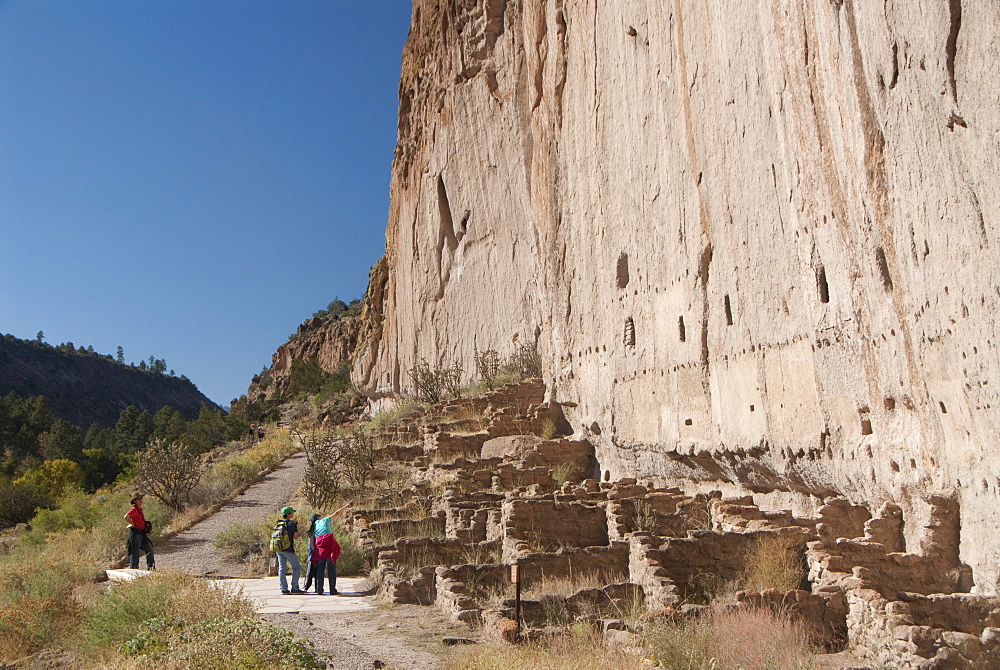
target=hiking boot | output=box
[290,588,307,594]
[281,590,291,595]
[315,591,324,595]
[329,589,339,595]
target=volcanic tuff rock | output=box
[347,0,1000,592]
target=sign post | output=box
[510,563,521,636]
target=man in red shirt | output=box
[124,493,155,570]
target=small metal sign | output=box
[509,564,520,583]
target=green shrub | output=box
[213,522,267,563]
[503,341,542,379]
[23,490,171,565]
[474,348,502,390]
[408,360,463,404]
[0,478,53,528]
[81,571,253,653]
[121,616,324,669]
[331,521,365,577]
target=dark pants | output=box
[127,528,155,569]
[303,561,317,590]
[314,559,336,594]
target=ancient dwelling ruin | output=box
[341,381,1000,669]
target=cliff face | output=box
[356,1,1000,590]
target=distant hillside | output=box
[0,334,220,427]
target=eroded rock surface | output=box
[352,0,1000,593]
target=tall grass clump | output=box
[739,532,806,593]
[446,626,639,670]
[213,522,267,563]
[373,517,445,546]
[523,571,627,599]
[0,530,103,660]
[643,607,816,670]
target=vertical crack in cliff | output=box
[672,0,714,397]
[843,0,929,449]
[436,173,459,299]
[530,1,547,111]
[945,0,962,106]
[592,0,599,134]
[698,244,713,371]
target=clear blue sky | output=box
[0,0,412,406]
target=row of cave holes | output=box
[617,246,894,324]
[620,397,948,437]
[623,301,725,347]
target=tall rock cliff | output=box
[356,1,1000,591]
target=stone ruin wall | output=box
[353,0,1000,590]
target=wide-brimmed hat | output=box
[131,493,144,504]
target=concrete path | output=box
[214,576,376,614]
[107,570,376,614]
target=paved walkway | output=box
[215,576,376,614]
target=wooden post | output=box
[510,563,521,637]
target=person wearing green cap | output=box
[275,506,305,594]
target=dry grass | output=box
[374,518,445,546]
[644,606,816,670]
[365,399,426,434]
[393,545,441,580]
[445,627,641,670]
[524,571,627,599]
[446,404,488,434]
[550,462,579,487]
[739,532,806,593]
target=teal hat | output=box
[280,506,295,515]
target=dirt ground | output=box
[263,604,477,670]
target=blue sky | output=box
[0,1,412,406]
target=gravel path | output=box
[263,605,473,670]
[156,451,308,576]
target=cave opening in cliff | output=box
[817,265,830,303]
[617,253,630,289]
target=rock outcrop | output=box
[248,315,360,404]
[354,1,1000,592]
